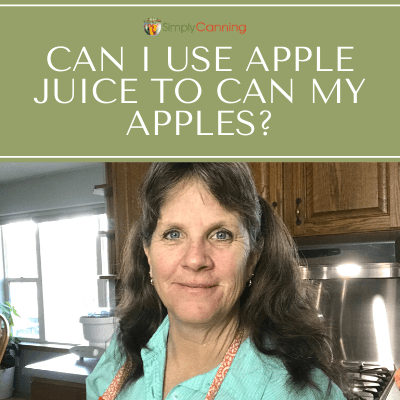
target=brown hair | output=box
[116,163,346,394]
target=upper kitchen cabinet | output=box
[248,162,283,218]
[105,162,150,276]
[283,163,400,237]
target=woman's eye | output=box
[213,231,232,241]
[165,230,181,240]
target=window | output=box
[0,213,110,344]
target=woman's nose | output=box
[182,239,213,271]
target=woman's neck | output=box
[162,312,240,399]
[168,312,240,364]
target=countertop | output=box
[23,354,98,384]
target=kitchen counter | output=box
[23,354,98,400]
[23,353,98,384]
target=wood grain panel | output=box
[283,162,400,237]
[307,163,387,217]
[31,378,85,400]
[248,162,283,217]
[106,163,150,276]
[283,162,303,235]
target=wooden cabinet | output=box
[105,163,150,276]
[251,162,400,237]
[283,162,400,236]
[31,378,85,400]
[248,163,283,218]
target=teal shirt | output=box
[86,317,346,400]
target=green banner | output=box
[1,3,399,160]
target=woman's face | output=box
[144,179,255,328]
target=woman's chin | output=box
[168,305,227,327]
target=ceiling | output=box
[0,162,103,184]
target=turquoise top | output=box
[86,317,346,400]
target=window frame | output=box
[0,204,107,345]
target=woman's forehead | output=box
[158,179,243,226]
[164,178,208,201]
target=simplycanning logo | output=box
[144,18,162,36]
[163,21,246,34]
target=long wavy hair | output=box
[116,162,347,394]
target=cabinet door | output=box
[31,378,86,400]
[106,162,151,275]
[248,162,283,218]
[283,163,400,236]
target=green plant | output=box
[1,301,21,369]
[0,301,20,347]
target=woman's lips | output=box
[177,283,217,288]
[174,283,219,296]
[175,283,218,292]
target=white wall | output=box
[0,164,106,218]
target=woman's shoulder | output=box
[223,338,346,400]
[264,365,346,400]
[231,336,287,375]
[86,335,125,400]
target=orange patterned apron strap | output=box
[99,361,131,400]
[205,329,244,400]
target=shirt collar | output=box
[141,315,170,362]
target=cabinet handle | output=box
[295,198,302,226]
[272,201,278,209]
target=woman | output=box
[87,163,347,400]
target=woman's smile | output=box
[176,283,217,289]
[174,282,219,295]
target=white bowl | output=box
[79,316,115,348]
